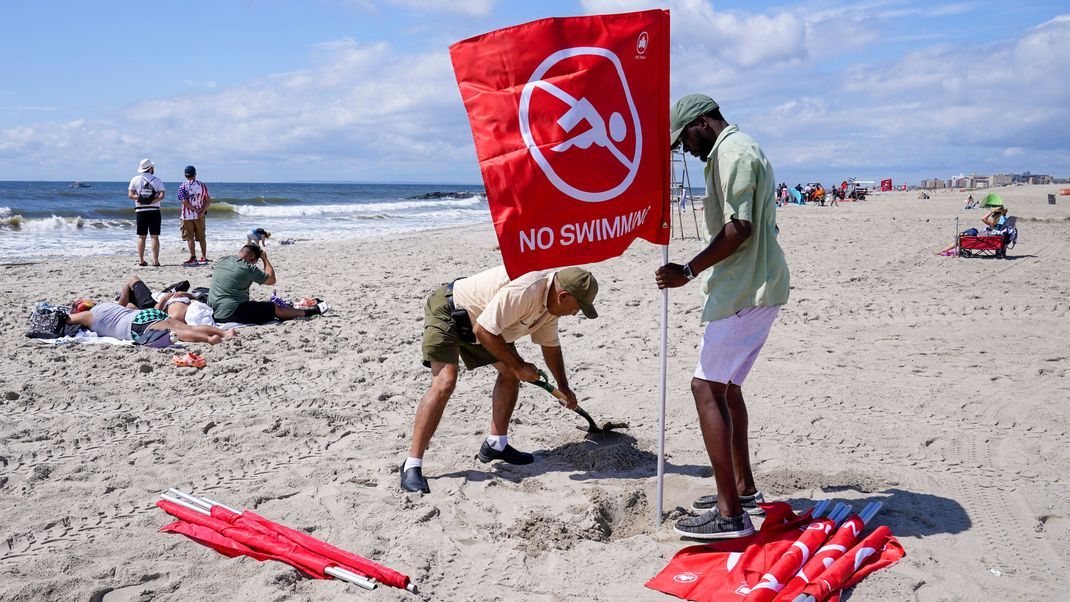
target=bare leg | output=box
[153,319,222,345]
[118,275,142,307]
[726,384,757,495]
[186,239,196,260]
[692,377,743,517]
[408,362,459,459]
[137,236,146,264]
[274,305,313,321]
[198,237,207,260]
[150,235,160,265]
[490,362,521,436]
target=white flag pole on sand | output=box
[655,243,669,528]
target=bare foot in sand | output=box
[223,329,238,339]
[208,334,223,345]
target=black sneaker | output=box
[400,462,430,494]
[692,491,767,516]
[674,509,755,540]
[476,441,534,465]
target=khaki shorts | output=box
[180,217,206,242]
[421,285,513,370]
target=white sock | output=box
[403,457,422,471]
[486,434,508,452]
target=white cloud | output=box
[0,3,1067,183]
[387,0,497,18]
[0,38,476,181]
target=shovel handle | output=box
[533,368,570,402]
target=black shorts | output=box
[130,280,156,309]
[217,301,277,325]
[136,209,162,236]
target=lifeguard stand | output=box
[670,148,702,239]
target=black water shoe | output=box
[476,441,534,465]
[400,462,430,494]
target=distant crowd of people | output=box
[775,181,861,207]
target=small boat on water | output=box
[70,181,91,188]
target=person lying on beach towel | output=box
[66,303,236,345]
[208,244,329,325]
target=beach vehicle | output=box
[69,181,91,188]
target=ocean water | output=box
[0,181,489,263]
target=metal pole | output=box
[954,217,959,257]
[656,244,669,529]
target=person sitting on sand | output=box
[963,194,977,209]
[66,302,235,345]
[208,244,329,324]
[400,266,599,495]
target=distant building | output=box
[920,178,945,189]
[991,173,1013,186]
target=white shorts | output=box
[694,306,780,385]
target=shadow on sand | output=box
[434,431,710,485]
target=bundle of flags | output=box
[647,501,903,601]
[157,488,416,594]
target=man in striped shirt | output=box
[178,165,212,266]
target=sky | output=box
[0,0,1067,185]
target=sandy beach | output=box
[1,185,1068,601]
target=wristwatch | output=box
[682,262,696,280]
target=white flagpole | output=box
[656,243,669,528]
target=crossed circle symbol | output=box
[518,47,643,203]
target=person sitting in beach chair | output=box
[66,303,236,345]
[208,244,329,325]
[982,206,1009,231]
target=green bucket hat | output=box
[669,94,719,146]
[556,267,598,319]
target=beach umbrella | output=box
[646,501,830,601]
[158,489,416,593]
[776,502,882,600]
[790,525,904,602]
[741,504,850,601]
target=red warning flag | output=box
[450,10,671,277]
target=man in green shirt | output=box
[209,244,329,324]
[656,94,790,540]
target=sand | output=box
[1,185,1068,601]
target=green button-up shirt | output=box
[699,124,790,322]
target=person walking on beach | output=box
[128,158,165,266]
[656,94,790,540]
[178,165,211,266]
[400,266,599,494]
[208,244,330,324]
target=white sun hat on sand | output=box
[138,158,155,173]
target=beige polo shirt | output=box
[451,266,560,346]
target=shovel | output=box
[529,369,629,434]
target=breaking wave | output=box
[232,195,485,217]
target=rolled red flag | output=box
[742,517,836,601]
[776,515,865,600]
[796,525,904,601]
